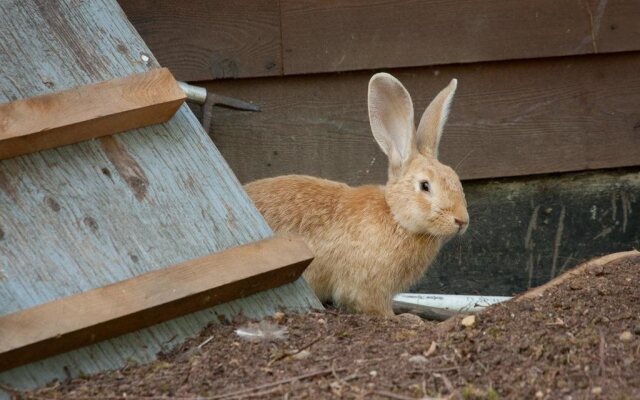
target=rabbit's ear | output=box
[416,79,457,158]
[368,73,416,175]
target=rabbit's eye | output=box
[420,181,430,192]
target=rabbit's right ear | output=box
[368,73,415,177]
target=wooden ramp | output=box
[0,0,321,392]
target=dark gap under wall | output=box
[417,168,640,296]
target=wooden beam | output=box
[0,68,185,160]
[281,0,640,75]
[0,234,313,372]
[119,0,282,81]
[202,52,640,184]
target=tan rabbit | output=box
[245,73,468,316]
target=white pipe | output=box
[392,293,511,320]
[178,81,207,104]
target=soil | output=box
[18,255,640,399]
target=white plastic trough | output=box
[393,293,512,320]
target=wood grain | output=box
[281,0,640,75]
[203,52,640,184]
[0,68,185,160]
[119,0,282,81]
[0,234,313,372]
[0,0,320,391]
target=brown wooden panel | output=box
[119,0,282,81]
[281,0,640,75]
[0,68,185,160]
[0,234,313,372]
[203,52,640,184]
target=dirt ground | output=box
[17,255,640,399]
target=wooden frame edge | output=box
[0,68,186,160]
[0,233,314,372]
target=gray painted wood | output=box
[0,0,320,392]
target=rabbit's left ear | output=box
[416,79,457,158]
[368,73,416,176]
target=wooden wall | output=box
[201,53,640,184]
[121,0,640,185]
[119,1,640,294]
[121,0,640,80]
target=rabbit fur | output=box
[245,73,469,316]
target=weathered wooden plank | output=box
[118,0,282,81]
[0,0,320,392]
[281,0,640,75]
[203,52,640,184]
[0,68,185,160]
[0,234,312,372]
[416,169,640,296]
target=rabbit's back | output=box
[245,175,349,235]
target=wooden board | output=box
[0,0,321,392]
[0,234,312,372]
[0,68,185,160]
[120,0,640,79]
[118,0,282,81]
[202,52,640,184]
[281,0,640,75]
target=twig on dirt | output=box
[342,372,363,382]
[599,329,607,376]
[369,389,446,400]
[220,386,283,400]
[433,373,461,400]
[426,366,460,373]
[368,390,419,400]
[269,335,324,365]
[433,373,454,393]
[210,368,345,399]
[197,335,215,349]
[331,359,342,381]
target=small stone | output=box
[317,318,326,324]
[461,315,476,327]
[591,387,602,395]
[273,312,285,322]
[292,350,311,360]
[408,355,428,364]
[396,313,424,324]
[619,331,634,342]
[519,301,535,312]
[535,390,544,398]
[369,370,378,377]
[423,341,437,357]
[569,282,582,290]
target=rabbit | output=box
[245,73,468,316]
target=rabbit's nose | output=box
[454,218,468,234]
